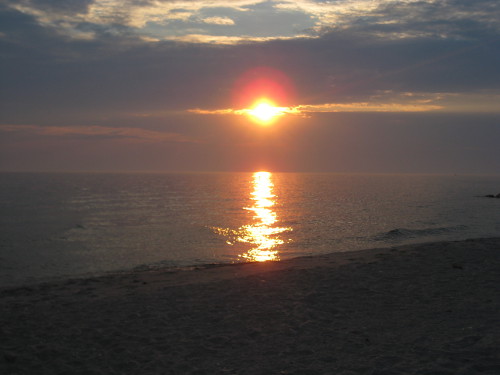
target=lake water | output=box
[1,172,499,287]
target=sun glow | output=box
[248,99,285,125]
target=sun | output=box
[247,99,284,125]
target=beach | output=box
[1,238,499,375]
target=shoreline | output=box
[2,237,499,374]
[2,235,497,292]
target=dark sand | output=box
[1,238,499,374]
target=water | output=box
[1,172,499,287]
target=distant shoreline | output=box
[2,170,500,176]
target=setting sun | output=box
[248,99,285,124]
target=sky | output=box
[1,0,499,173]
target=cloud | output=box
[296,102,442,113]
[3,0,500,45]
[0,124,199,143]
[10,0,93,16]
[1,1,499,174]
[201,16,235,26]
[158,33,311,44]
[297,0,500,40]
[188,90,500,116]
[4,0,313,43]
[189,102,441,116]
[1,1,500,126]
[189,105,300,117]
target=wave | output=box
[373,225,468,242]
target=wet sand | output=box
[1,238,499,374]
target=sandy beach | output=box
[1,238,499,375]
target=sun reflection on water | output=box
[212,171,292,262]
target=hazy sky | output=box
[1,0,499,173]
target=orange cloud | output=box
[188,96,443,118]
[295,102,443,113]
[0,124,198,143]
